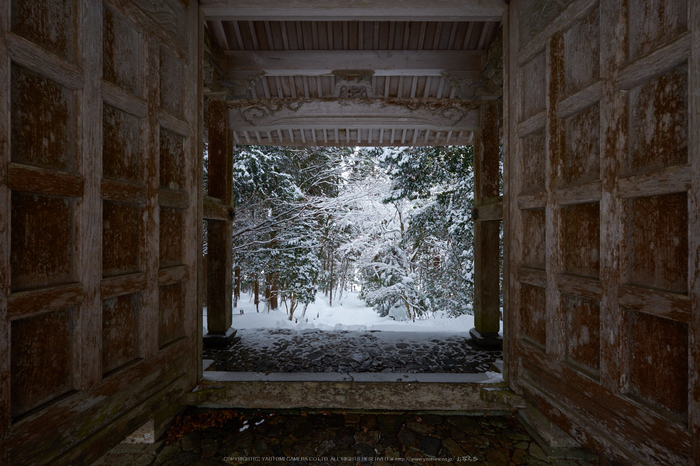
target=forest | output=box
[205,145,489,322]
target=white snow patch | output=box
[205,291,478,334]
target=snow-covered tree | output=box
[227,144,477,321]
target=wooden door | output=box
[0,0,201,464]
[505,0,699,463]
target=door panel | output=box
[0,0,200,464]
[505,0,699,463]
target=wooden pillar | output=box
[688,1,700,462]
[470,99,503,348]
[204,96,236,348]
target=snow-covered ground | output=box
[204,291,477,333]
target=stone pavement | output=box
[94,410,602,466]
[203,329,502,373]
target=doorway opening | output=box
[202,144,503,377]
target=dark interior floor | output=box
[94,409,602,466]
[203,329,502,373]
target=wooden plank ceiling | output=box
[201,0,505,146]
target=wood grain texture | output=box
[518,378,637,463]
[6,33,83,90]
[226,50,481,77]
[141,36,160,361]
[158,265,189,286]
[618,164,691,198]
[0,0,11,457]
[507,3,524,389]
[172,0,198,392]
[182,3,200,389]
[562,202,600,278]
[517,266,547,288]
[158,187,189,209]
[557,273,602,301]
[618,285,691,324]
[102,199,141,277]
[473,100,501,335]
[519,341,691,464]
[557,181,601,205]
[101,179,148,204]
[102,80,148,118]
[517,110,546,138]
[205,96,233,335]
[502,7,513,386]
[598,0,627,396]
[228,98,480,132]
[201,0,507,22]
[517,191,547,210]
[196,7,205,380]
[108,0,189,61]
[203,197,232,221]
[518,0,597,65]
[475,199,503,221]
[7,283,84,320]
[689,0,700,462]
[617,32,691,90]
[8,163,84,198]
[557,81,601,120]
[158,110,191,138]
[7,339,189,465]
[545,31,565,359]
[77,0,103,391]
[207,100,228,201]
[100,273,147,300]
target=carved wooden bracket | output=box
[331,70,375,98]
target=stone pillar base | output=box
[203,327,237,349]
[469,327,503,349]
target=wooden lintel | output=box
[201,0,506,21]
[228,98,480,132]
[226,50,481,77]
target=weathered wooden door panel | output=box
[0,0,200,464]
[505,0,699,463]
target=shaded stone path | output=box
[94,410,601,466]
[204,329,502,373]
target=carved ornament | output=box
[331,70,374,98]
[230,99,310,126]
[229,98,478,128]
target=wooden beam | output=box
[226,50,481,77]
[200,0,506,22]
[228,98,480,132]
[231,129,475,147]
